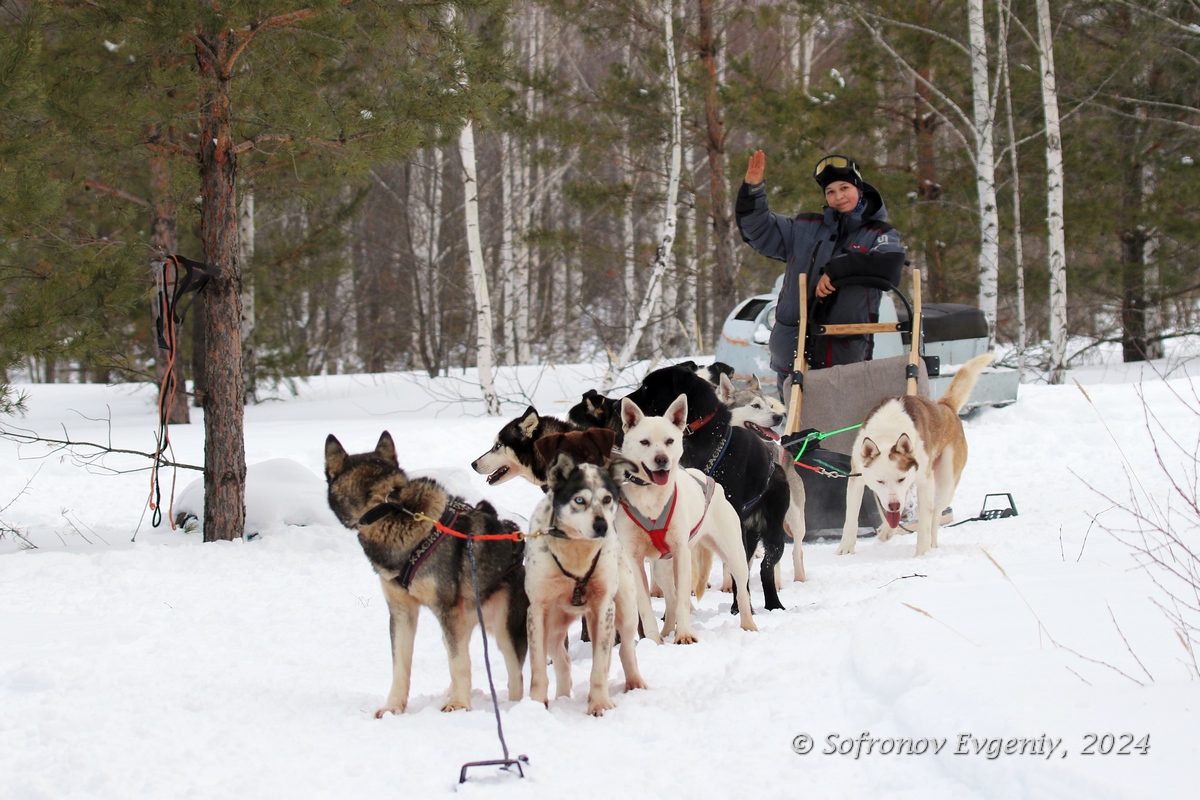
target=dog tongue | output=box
[885,510,902,529]
[650,470,670,486]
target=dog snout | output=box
[654,453,669,469]
[887,501,901,512]
[592,518,608,537]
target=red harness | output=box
[620,488,678,556]
[619,473,717,557]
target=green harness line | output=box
[789,423,863,462]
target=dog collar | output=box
[549,549,604,607]
[684,410,716,436]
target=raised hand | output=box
[744,150,765,185]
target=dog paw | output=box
[718,580,733,593]
[835,543,856,555]
[440,699,470,712]
[624,677,648,692]
[673,632,698,645]
[587,698,615,717]
[374,705,405,718]
[741,619,759,632]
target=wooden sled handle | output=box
[907,269,921,396]
[785,273,808,435]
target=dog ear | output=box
[547,452,577,490]
[666,393,689,431]
[894,433,913,456]
[861,437,880,463]
[717,373,736,405]
[534,432,566,467]
[324,435,348,479]
[585,427,617,459]
[518,406,540,438]
[375,431,399,467]
[620,397,644,431]
[746,374,760,392]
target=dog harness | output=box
[620,472,717,557]
[359,498,474,590]
[549,550,604,607]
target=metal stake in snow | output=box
[458,533,528,783]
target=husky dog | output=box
[325,432,528,716]
[615,395,758,643]
[719,373,785,442]
[837,353,995,557]
[569,389,623,446]
[525,451,651,715]
[626,366,791,611]
[714,373,806,583]
[471,406,576,488]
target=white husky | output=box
[837,353,995,557]
[614,395,757,643]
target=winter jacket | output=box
[736,180,906,372]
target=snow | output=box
[3,352,1200,798]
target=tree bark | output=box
[1036,0,1069,384]
[968,0,1000,337]
[195,30,246,541]
[459,120,501,415]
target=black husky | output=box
[625,366,790,611]
[326,431,528,716]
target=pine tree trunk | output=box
[1036,0,1068,384]
[968,0,1000,337]
[459,121,501,415]
[195,31,246,542]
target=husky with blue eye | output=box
[524,451,652,716]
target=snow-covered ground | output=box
[2,351,1200,799]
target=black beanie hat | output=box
[814,154,863,190]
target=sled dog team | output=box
[324,354,994,717]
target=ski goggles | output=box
[813,155,862,183]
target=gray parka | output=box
[736,180,906,372]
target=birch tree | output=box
[602,0,683,391]
[968,0,1000,334]
[1036,0,1069,384]
[460,122,501,414]
[853,2,1001,332]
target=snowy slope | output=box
[2,354,1199,798]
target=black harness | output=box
[358,498,474,590]
[693,423,774,515]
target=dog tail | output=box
[937,353,995,415]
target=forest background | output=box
[2,0,1197,402]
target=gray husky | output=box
[325,431,528,717]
